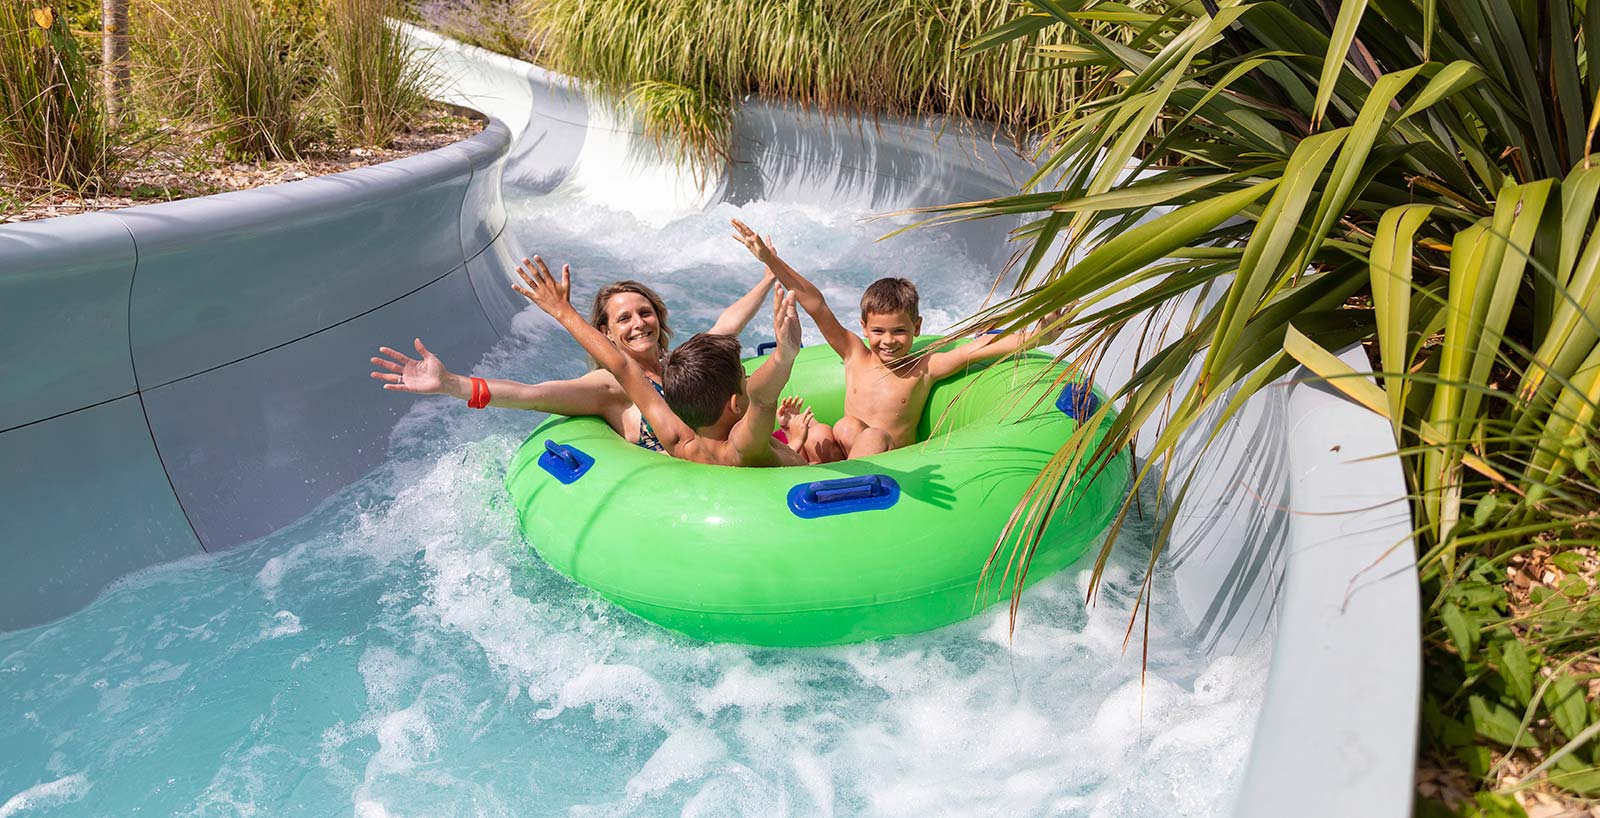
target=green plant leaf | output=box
[1311,0,1370,129]
[1559,576,1588,600]
[1441,601,1475,660]
[1471,792,1529,818]
[1545,675,1590,741]
[1551,752,1600,795]
[1471,492,1499,529]
[1498,638,1534,706]
[1469,695,1538,748]
[1451,582,1505,612]
[1456,744,1492,778]
[1550,552,1586,574]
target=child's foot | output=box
[777,396,813,453]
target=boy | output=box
[515,255,807,467]
[730,219,1066,459]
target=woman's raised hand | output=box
[371,338,448,394]
[730,218,778,265]
[512,256,573,316]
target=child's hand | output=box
[777,396,805,426]
[512,256,572,316]
[1034,307,1069,345]
[730,218,778,265]
[772,287,800,360]
[372,338,448,394]
[777,397,813,449]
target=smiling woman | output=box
[370,260,779,451]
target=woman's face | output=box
[603,291,662,359]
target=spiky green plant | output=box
[326,0,429,147]
[0,1,115,190]
[916,0,1598,801]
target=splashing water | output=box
[0,192,1267,818]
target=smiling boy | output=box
[731,219,1066,459]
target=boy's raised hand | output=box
[730,218,778,266]
[371,337,448,393]
[512,256,573,317]
[772,287,801,361]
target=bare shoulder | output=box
[675,436,725,466]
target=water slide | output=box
[0,26,1419,817]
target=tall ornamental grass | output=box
[327,0,429,146]
[523,0,1093,169]
[0,2,114,190]
[139,0,314,159]
[916,0,1599,802]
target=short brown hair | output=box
[663,333,744,429]
[589,280,673,361]
[859,277,919,321]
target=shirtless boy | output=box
[515,255,807,468]
[731,219,1066,459]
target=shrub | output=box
[0,2,115,190]
[325,0,429,147]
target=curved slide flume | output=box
[0,25,1420,818]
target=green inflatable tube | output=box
[505,340,1129,647]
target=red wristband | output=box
[468,377,491,409]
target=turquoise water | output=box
[0,196,1267,818]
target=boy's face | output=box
[861,311,921,364]
[603,292,662,358]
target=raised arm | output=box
[927,308,1069,380]
[705,269,776,336]
[371,338,625,417]
[730,289,801,462]
[513,256,697,453]
[730,219,864,363]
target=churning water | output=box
[0,191,1267,818]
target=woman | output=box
[370,258,789,453]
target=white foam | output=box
[259,611,303,640]
[693,661,811,716]
[625,726,730,799]
[0,774,90,818]
[544,663,681,728]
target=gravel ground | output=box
[0,104,484,224]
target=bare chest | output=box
[844,361,932,424]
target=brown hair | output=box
[588,280,673,363]
[859,277,920,321]
[662,333,744,429]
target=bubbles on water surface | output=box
[0,193,1267,818]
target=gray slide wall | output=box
[0,25,1419,818]
[1,118,514,627]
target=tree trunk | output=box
[101,0,129,127]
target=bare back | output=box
[678,436,807,467]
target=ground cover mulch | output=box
[0,103,484,224]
